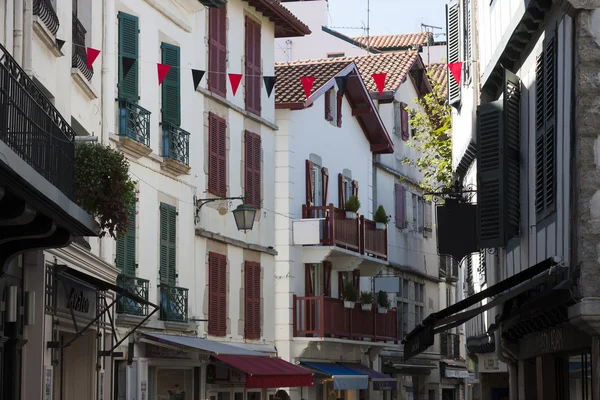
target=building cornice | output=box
[195,228,278,256]
[46,242,120,283]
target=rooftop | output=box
[427,63,448,96]
[351,32,434,51]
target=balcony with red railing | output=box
[293,295,398,343]
[301,204,387,261]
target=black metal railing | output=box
[71,13,93,80]
[162,122,190,166]
[33,0,60,35]
[440,332,461,359]
[116,275,149,316]
[118,99,151,147]
[0,43,76,199]
[158,284,188,322]
[439,255,459,282]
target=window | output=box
[393,101,401,136]
[336,90,343,128]
[208,252,227,336]
[324,88,335,123]
[306,160,328,208]
[306,264,325,296]
[446,0,460,105]
[395,184,406,229]
[244,131,261,209]
[463,0,472,83]
[208,5,227,97]
[245,16,261,116]
[208,113,227,196]
[244,261,261,339]
[400,102,409,141]
[116,201,136,276]
[398,279,425,336]
[418,197,424,233]
[161,43,181,126]
[159,203,177,286]
[118,12,139,102]
[424,201,433,237]
[412,193,418,231]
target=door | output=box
[442,389,456,400]
[58,332,95,400]
[312,164,322,207]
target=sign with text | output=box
[479,355,507,373]
[56,278,97,318]
[403,323,434,361]
[518,325,592,359]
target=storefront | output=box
[381,356,438,399]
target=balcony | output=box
[440,332,461,359]
[71,13,93,81]
[301,204,388,261]
[161,122,191,175]
[33,0,59,36]
[293,295,398,343]
[116,274,149,316]
[159,284,189,323]
[439,255,459,282]
[117,99,152,158]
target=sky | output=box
[326,0,448,40]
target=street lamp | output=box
[194,195,257,232]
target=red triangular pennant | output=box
[372,73,387,95]
[448,62,463,86]
[86,47,100,69]
[157,63,171,85]
[229,73,243,95]
[300,76,315,99]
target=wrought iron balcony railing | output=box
[116,274,149,316]
[33,0,59,35]
[158,284,188,323]
[162,122,190,166]
[71,13,93,80]
[0,43,76,199]
[118,99,151,147]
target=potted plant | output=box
[168,385,185,400]
[377,290,391,314]
[374,205,390,230]
[360,291,374,311]
[344,195,361,219]
[343,281,357,308]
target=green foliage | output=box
[402,69,453,192]
[343,281,357,302]
[377,290,391,308]
[360,290,374,305]
[344,195,361,212]
[75,142,137,239]
[374,205,390,224]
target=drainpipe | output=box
[286,39,292,62]
[22,0,32,75]
[13,0,23,64]
[495,323,518,400]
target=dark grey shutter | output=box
[462,0,472,83]
[446,0,460,105]
[504,69,521,239]
[478,250,486,284]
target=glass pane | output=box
[569,354,592,400]
[218,393,231,400]
[234,393,244,400]
[248,393,261,400]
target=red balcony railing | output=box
[293,295,398,343]
[302,204,388,260]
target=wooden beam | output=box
[352,106,372,116]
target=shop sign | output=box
[44,367,53,400]
[467,373,478,384]
[445,368,469,378]
[479,355,507,373]
[56,278,97,318]
[518,326,591,359]
[145,343,196,360]
[403,323,434,361]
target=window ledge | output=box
[33,17,64,57]
[109,134,164,163]
[161,158,191,176]
[71,68,98,99]
[163,320,193,331]
[115,136,153,159]
[116,313,151,327]
[197,86,279,131]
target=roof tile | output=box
[351,32,433,50]
[427,63,448,96]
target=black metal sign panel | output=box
[518,325,592,360]
[437,203,478,263]
[403,323,434,361]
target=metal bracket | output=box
[424,182,478,204]
[194,195,245,224]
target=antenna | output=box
[366,0,370,52]
[420,23,444,65]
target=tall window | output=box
[244,16,261,115]
[244,261,261,339]
[244,131,261,209]
[159,203,177,286]
[208,113,227,196]
[208,5,227,97]
[161,43,181,127]
[397,279,425,338]
[208,252,227,336]
[116,202,136,276]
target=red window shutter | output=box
[323,261,332,297]
[217,253,227,336]
[338,272,344,299]
[400,102,409,141]
[244,131,261,209]
[395,183,405,229]
[336,91,343,127]
[209,113,227,196]
[244,261,261,339]
[208,252,226,336]
[305,264,313,296]
[338,173,345,208]
[209,6,227,97]
[305,160,315,207]
[352,269,360,297]
[245,17,261,116]
[217,117,227,196]
[321,167,329,206]
[352,180,359,197]
[325,89,333,121]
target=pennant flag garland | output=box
[192,69,205,90]
[229,73,243,96]
[56,39,66,51]
[300,76,315,99]
[86,47,101,69]
[372,73,387,96]
[335,76,349,97]
[122,56,136,79]
[157,63,171,85]
[263,76,277,98]
[448,62,463,86]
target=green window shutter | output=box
[161,43,181,126]
[446,0,460,105]
[160,203,177,286]
[116,203,136,276]
[503,69,521,239]
[118,12,139,102]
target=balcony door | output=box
[312,164,323,207]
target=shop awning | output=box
[213,355,314,389]
[402,256,565,361]
[141,333,261,356]
[339,363,396,390]
[300,361,369,390]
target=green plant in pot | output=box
[343,281,357,308]
[360,291,374,311]
[374,205,390,230]
[377,290,391,314]
[344,195,361,219]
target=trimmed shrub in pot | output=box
[344,195,361,219]
[374,205,390,230]
[360,291,374,311]
[377,290,391,314]
[343,281,357,308]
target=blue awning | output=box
[300,361,369,390]
[339,363,396,390]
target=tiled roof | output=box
[274,60,354,104]
[276,51,420,96]
[427,63,447,96]
[351,32,433,50]
[243,0,311,38]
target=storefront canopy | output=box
[213,355,314,389]
[141,333,261,356]
[339,363,396,390]
[300,361,369,390]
